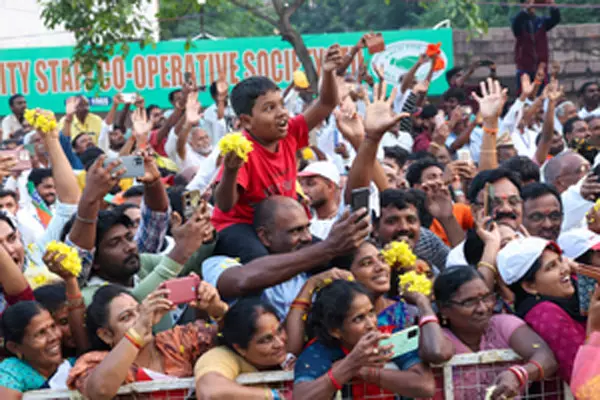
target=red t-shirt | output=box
[211,115,309,231]
[149,129,167,157]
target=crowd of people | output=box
[0,1,599,399]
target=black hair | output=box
[27,168,53,187]
[34,283,67,314]
[112,125,126,133]
[146,105,160,117]
[0,189,17,201]
[383,146,409,169]
[95,209,134,250]
[501,155,540,183]
[230,76,280,117]
[0,211,17,233]
[579,81,599,97]
[467,168,522,204]
[123,185,144,199]
[1,301,44,347]
[71,132,89,150]
[443,87,466,103]
[86,284,131,351]
[408,151,435,162]
[420,104,438,119]
[8,94,24,107]
[253,196,297,231]
[521,182,563,213]
[168,89,181,104]
[221,297,279,351]
[379,188,432,227]
[576,249,594,265]
[509,256,543,306]
[79,146,105,171]
[445,67,463,84]
[405,158,445,187]
[434,265,484,306]
[307,280,373,347]
[167,186,186,222]
[463,229,485,265]
[209,81,218,100]
[563,117,583,137]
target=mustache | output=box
[392,230,415,241]
[494,211,518,220]
[124,254,140,264]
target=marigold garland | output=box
[399,270,432,296]
[46,240,82,277]
[381,241,416,269]
[218,132,254,162]
[24,108,58,134]
[24,265,57,290]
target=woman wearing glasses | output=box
[434,266,556,400]
[498,236,585,385]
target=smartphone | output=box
[104,156,145,179]
[457,148,471,162]
[379,326,419,359]
[23,144,36,156]
[121,93,137,103]
[486,183,495,218]
[182,190,202,220]
[575,264,600,315]
[184,71,193,85]
[0,149,31,172]
[159,275,201,305]
[461,105,473,117]
[351,187,370,215]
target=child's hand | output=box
[223,152,244,171]
[322,44,343,73]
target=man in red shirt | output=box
[212,45,343,262]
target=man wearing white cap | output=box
[298,161,342,239]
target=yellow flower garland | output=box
[24,265,58,290]
[46,240,82,277]
[24,108,57,134]
[381,241,417,269]
[218,132,254,162]
[399,270,432,296]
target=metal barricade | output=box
[22,350,574,400]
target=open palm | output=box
[334,108,364,142]
[186,93,202,125]
[132,108,152,136]
[363,82,410,139]
[473,78,507,120]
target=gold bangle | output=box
[478,261,498,276]
[210,303,229,323]
[126,327,146,347]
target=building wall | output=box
[454,23,600,95]
[0,0,159,49]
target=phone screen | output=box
[351,188,369,213]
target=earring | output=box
[441,316,448,326]
[535,294,541,301]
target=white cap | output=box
[298,161,341,187]
[496,237,562,285]
[557,228,600,260]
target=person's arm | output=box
[138,150,168,214]
[62,97,77,138]
[336,35,368,76]
[214,70,229,120]
[176,93,203,161]
[303,44,342,132]
[544,4,561,31]
[423,182,465,247]
[44,125,81,204]
[401,54,427,93]
[534,81,562,165]
[155,107,184,144]
[475,218,501,290]
[0,387,21,400]
[0,245,28,299]
[217,211,369,298]
[511,9,529,37]
[118,135,136,156]
[474,79,507,171]
[213,154,243,212]
[104,94,122,126]
[454,61,478,88]
[67,156,125,251]
[116,102,132,129]
[509,324,558,381]
[196,373,277,400]
[449,118,476,153]
[362,363,436,398]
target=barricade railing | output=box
[22,349,574,400]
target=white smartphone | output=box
[121,93,137,103]
[379,326,419,359]
[457,148,472,162]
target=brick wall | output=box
[453,23,600,96]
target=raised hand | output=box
[112,93,124,106]
[475,216,502,248]
[422,181,454,220]
[131,107,153,138]
[0,154,17,180]
[373,64,385,82]
[322,44,343,73]
[534,62,546,84]
[546,79,564,102]
[472,78,508,121]
[43,250,71,280]
[519,74,536,101]
[363,81,410,139]
[345,331,393,370]
[65,97,79,116]
[186,92,202,125]
[334,108,365,144]
[413,80,430,95]
[133,289,175,345]
[190,277,227,318]
[215,70,228,99]
[84,155,125,202]
[325,209,371,257]
[137,149,161,185]
[170,205,215,264]
[550,61,561,80]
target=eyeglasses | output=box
[526,211,563,223]
[447,292,497,309]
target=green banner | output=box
[0,28,453,115]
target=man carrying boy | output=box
[211,45,343,262]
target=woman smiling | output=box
[0,301,74,399]
[498,236,585,384]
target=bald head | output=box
[544,151,590,193]
[253,196,305,231]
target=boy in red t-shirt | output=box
[211,45,343,262]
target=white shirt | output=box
[164,130,216,171]
[1,114,23,137]
[97,122,120,158]
[185,148,221,193]
[203,104,228,147]
[380,131,413,153]
[579,106,600,120]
